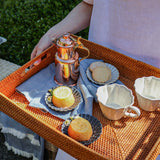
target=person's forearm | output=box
[30,2,93,59]
[47,2,93,39]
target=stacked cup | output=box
[96,76,160,120]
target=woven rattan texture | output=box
[0,37,160,160]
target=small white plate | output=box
[45,86,82,112]
[86,63,119,85]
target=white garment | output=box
[83,0,93,5]
[89,0,160,68]
[55,149,76,160]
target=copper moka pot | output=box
[54,33,90,86]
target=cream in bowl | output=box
[134,76,160,111]
[96,84,141,120]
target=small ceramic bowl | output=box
[134,76,160,111]
[96,84,140,120]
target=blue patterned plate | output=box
[62,114,102,145]
[86,63,119,85]
[45,86,82,112]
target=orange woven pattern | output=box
[0,35,160,160]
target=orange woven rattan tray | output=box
[0,35,160,160]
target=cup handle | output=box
[125,106,141,118]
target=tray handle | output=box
[20,46,55,78]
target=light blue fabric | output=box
[16,63,84,120]
[79,58,123,102]
[16,58,122,119]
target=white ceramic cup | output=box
[134,76,160,111]
[96,84,141,120]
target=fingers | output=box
[30,34,53,60]
[34,59,41,66]
[31,46,38,60]
[30,45,43,60]
[30,46,42,68]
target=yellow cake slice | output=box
[68,117,93,141]
[52,86,75,108]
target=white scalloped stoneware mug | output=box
[96,84,141,120]
[134,76,160,111]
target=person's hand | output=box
[31,33,53,60]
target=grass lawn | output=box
[0,0,88,65]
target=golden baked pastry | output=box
[92,66,111,83]
[68,117,93,141]
[89,61,107,72]
[52,86,75,108]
